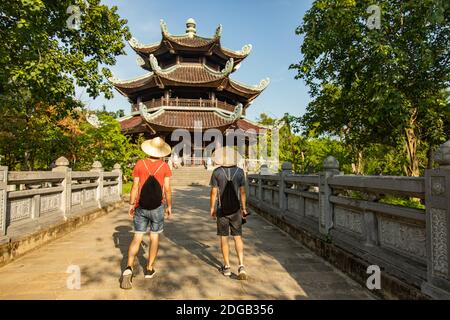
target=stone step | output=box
[170,167,213,186]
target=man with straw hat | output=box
[121,137,172,289]
[209,146,249,280]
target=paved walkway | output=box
[0,186,374,300]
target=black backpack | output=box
[138,160,165,210]
[219,167,241,215]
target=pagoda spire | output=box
[186,18,197,37]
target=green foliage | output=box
[290,0,450,176]
[0,0,130,103]
[343,190,425,210]
[0,0,130,170]
[257,113,352,173]
[122,181,133,195]
[378,196,425,210]
[97,105,125,119]
[74,113,130,171]
[121,134,147,183]
[257,111,443,177]
[56,109,145,181]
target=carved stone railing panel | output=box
[1,158,123,237]
[9,198,32,222]
[287,192,299,212]
[377,216,426,259]
[40,193,62,215]
[305,198,319,219]
[84,188,97,203]
[334,206,364,236]
[430,208,448,277]
[72,190,82,206]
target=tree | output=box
[291,0,449,176]
[0,0,130,169]
[97,104,125,119]
[57,108,141,176]
[256,113,352,174]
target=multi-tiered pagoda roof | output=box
[112,18,269,135]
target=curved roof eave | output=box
[148,54,234,83]
[108,72,155,88]
[220,44,253,59]
[227,78,270,101]
[128,37,162,53]
[139,102,243,122]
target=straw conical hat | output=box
[141,137,171,158]
[212,146,242,167]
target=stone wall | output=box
[248,140,450,300]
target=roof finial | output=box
[186,18,196,37]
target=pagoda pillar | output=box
[210,92,216,106]
[164,90,169,105]
[137,96,142,110]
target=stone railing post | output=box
[257,174,263,205]
[0,166,8,237]
[422,140,450,299]
[363,195,379,247]
[91,161,104,208]
[319,156,340,236]
[260,164,270,175]
[52,157,71,218]
[113,163,123,200]
[279,162,293,212]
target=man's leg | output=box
[220,236,231,267]
[121,233,144,289]
[127,233,144,268]
[230,211,247,280]
[233,236,244,266]
[147,232,160,270]
[234,235,247,280]
[216,215,232,276]
[145,206,164,278]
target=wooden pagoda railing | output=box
[132,98,236,113]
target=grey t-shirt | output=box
[209,166,246,208]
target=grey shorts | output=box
[133,205,164,234]
[217,209,242,236]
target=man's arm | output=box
[128,177,139,217]
[240,186,247,216]
[210,187,218,218]
[164,176,172,218]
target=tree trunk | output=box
[404,128,420,177]
[357,151,363,174]
[351,151,364,175]
[24,150,30,171]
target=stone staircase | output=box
[170,166,213,187]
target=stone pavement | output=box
[0,186,374,300]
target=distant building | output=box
[111,18,269,164]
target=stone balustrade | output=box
[248,140,450,299]
[0,157,122,240]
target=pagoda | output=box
[111,18,269,158]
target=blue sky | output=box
[77,0,313,121]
